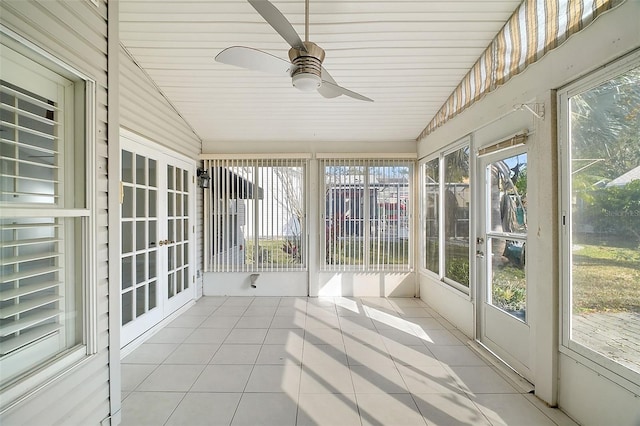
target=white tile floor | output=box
[121,297,577,426]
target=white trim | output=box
[0,346,86,414]
[84,78,98,355]
[106,0,122,418]
[316,152,417,159]
[201,153,312,160]
[0,208,90,218]
[0,25,92,82]
[121,127,194,165]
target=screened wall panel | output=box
[205,158,306,272]
[321,159,413,272]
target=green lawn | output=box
[572,243,640,313]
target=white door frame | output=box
[475,144,533,382]
[120,129,196,347]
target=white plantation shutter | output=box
[0,47,85,386]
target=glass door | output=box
[477,146,532,381]
[120,134,195,347]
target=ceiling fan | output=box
[215,0,373,102]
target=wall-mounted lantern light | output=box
[197,168,210,189]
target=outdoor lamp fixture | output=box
[197,168,210,189]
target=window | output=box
[420,143,470,290]
[322,159,412,271]
[423,158,439,273]
[560,54,640,381]
[205,158,306,272]
[0,42,94,392]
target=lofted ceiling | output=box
[119,0,522,144]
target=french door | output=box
[476,146,533,381]
[120,132,195,347]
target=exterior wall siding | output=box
[0,1,110,424]
[119,47,204,294]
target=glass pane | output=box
[168,273,175,298]
[176,167,182,192]
[424,158,439,273]
[136,188,146,218]
[444,146,470,287]
[184,242,189,264]
[149,159,157,187]
[489,154,527,236]
[149,220,157,249]
[177,269,183,293]
[136,154,145,185]
[122,290,133,325]
[122,222,133,253]
[184,220,189,243]
[569,65,640,374]
[168,245,174,270]
[176,190,183,215]
[122,186,133,218]
[149,250,157,279]
[168,219,174,241]
[149,281,157,310]
[176,244,183,268]
[489,237,527,321]
[149,190,157,218]
[183,169,189,191]
[167,165,174,190]
[184,269,190,290]
[136,221,145,251]
[122,255,132,289]
[176,218,183,242]
[168,192,174,216]
[183,194,189,216]
[136,253,145,283]
[122,150,133,183]
[136,285,146,317]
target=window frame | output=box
[419,137,472,295]
[558,49,640,393]
[0,27,98,408]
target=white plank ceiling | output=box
[119,0,521,144]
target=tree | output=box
[583,180,640,246]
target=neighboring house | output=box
[606,164,640,187]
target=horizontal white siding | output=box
[0,0,110,424]
[119,46,201,159]
[119,46,205,296]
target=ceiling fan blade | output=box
[215,46,292,75]
[317,67,340,98]
[320,80,374,102]
[248,0,306,52]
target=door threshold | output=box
[468,340,534,394]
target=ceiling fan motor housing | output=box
[289,42,325,91]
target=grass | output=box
[492,264,527,313]
[572,243,640,313]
